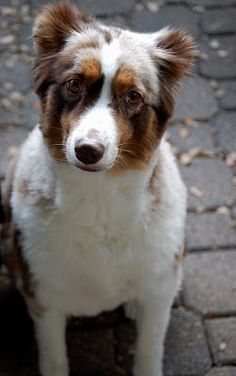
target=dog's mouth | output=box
[74,162,107,172]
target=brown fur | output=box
[1,165,44,316]
[110,68,165,172]
[33,1,92,55]
[155,29,196,127]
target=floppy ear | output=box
[33,1,92,55]
[151,28,196,125]
[33,2,92,97]
[153,28,196,86]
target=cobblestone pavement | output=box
[0,0,236,375]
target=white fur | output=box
[11,126,186,376]
[67,105,118,170]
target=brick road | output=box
[0,0,236,375]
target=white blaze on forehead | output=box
[100,38,121,78]
[97,38,121,105]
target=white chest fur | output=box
[12,130,186,317]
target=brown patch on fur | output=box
[81,58,102,82]
[114,68,137,92]
[1,168,44,317]
[103,30,112,44]
[174,243,186,270]
[33,2,92,55]
[110,68,166,173]
[37,55,104,162]
[17,178,55,208]
[148,162,162,209]
[2,225,45,317]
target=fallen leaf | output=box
[196,206,209,214]
[1,98,12,110]
[182,117,198,127]
[146,2,160,12]
[9,91,26,102]
[218,342,227,351]
[209,39,220,50]
[7,146,19,158]
[218,50,229,58]
[177,127,191,138]
[0,35,15,44]
[209,80,219,90]
[230,220,236,229]
[225,152,236,167]
[179,153,192,166]
[215,89,225,98]
[198,52,209,61]
[216,206,230,215]
[1,7,17,16]
[190,186,204,198]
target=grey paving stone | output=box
[0,125,29,179]
[232,207,236,219]
[132,6,199,37]
[186,212,236,250]
[0,90,40,129]
[199,36,236,79]
[168,122,215,153]
[0,53,32,93]
[213,112,236,153]
[172,77,218,122]
[201,8,236,34]
[77,0,136,16]
[98,15,130,28]
[19,20,34,56]
[188,0,236,6]
[183,251,236,315]
[164,308,212,376]
[206,318,236,365]
[205,367,236,376]
[219,81,236,111]
[180,158,236,210]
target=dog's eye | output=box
[66,77,83,94]
[126,91,143,106]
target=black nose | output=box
[74,141,105,165]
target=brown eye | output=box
[66,77,83,94]
[126,90,143,106]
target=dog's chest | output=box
[28,178,150,315]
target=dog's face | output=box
[33,2,195,173]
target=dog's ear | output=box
[33,1,92,55]
[152,28,196,87]
[150,28,196,125]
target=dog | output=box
[6,2,195,375]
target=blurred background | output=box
[0,0,235,375]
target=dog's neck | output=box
[50,143,161,216]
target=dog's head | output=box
[33,1,195,173]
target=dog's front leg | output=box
[134,278,179,376]
[34,310,69,376]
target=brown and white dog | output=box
[8,2,195,375]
